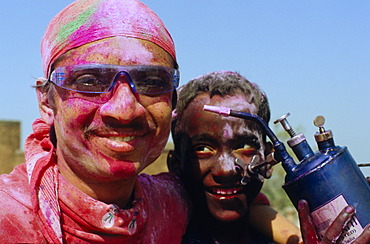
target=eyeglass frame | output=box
[47,63,180,95]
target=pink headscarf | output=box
[41,0,176,77]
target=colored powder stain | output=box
[56,1,100,45]
[222,123,233,139]
[109,163,136,178]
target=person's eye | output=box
[194,145,215,159]
[71,74,110,92]
[75,74,101,86]
[234,143,258,156]
[140,78,167,88]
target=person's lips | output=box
[205,186,244,199]
[106,135,137,142]
[88,128,149,154]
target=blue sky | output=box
[0,0,369,176]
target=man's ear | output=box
[36,78,55,126]
[167,150,181,174]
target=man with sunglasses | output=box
[0,0,189,243]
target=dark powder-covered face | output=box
[179,93,265,221]
[44,37,174,184]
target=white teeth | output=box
[213,188,240,195]
[108,136,135,142]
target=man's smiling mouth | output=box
[107,136,137,142]
[206,186,244,197]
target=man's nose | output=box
[211,154,242,184]
[99,75,146,123]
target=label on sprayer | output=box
[311,195,363,243]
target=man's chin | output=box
[207,195,248,222]
[99,153,141,178]
[211,208,246,222]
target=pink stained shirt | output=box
[0,119,190,243]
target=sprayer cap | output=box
[314,130,333,142]
[313,115,333,142]
[287,133,307,147]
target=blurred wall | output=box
[0,121,24,174]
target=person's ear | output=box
[167,150,181,174]
[36,78,55,126]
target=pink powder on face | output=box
[41,0,176,77]
[222,123,234,139]
[109,161,137,177]
[100,153,137,178]
[58,37,161,67]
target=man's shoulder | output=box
[138,172,190,234]
[138,172,183,191]
[0,164,43,242]
[138,172,188,203]
[139,171,181,183]
[0,163,32,208]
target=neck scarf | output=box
[25,119,62,243]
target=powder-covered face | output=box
[43,37,174,184]
[179,93,265,221]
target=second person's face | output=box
[180,93,265,221]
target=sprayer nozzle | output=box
[203,105,231,116]
[274,113,297,137]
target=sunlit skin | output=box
[36,36,175,208]
[178,93,267,222]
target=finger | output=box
[321,206,355,244]
[298,199,320,244]
[352,223,370,244]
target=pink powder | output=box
[41,0,176,77]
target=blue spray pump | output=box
[203,105,370,243]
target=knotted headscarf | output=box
[41,0,176,77]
